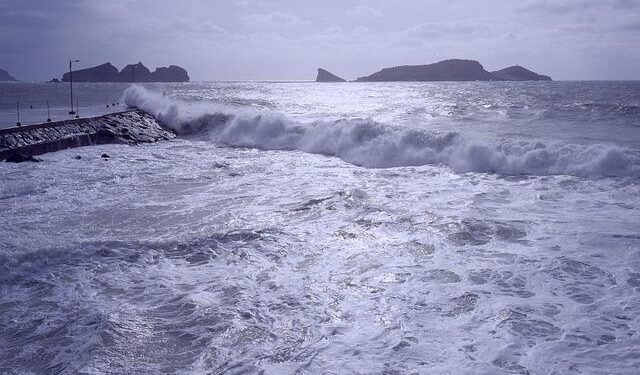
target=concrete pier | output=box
[0,110,175,160]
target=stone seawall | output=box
[0,110,175,160]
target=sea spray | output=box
[124,85,640,178]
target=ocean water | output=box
[1,81,640,374]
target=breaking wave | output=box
[124,85,640,178]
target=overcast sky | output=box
[1,0,639,81]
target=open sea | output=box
[1,81,640,374]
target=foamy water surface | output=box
[1,81,639,374]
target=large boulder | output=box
[316,68,346,82]
[5,152,40,163]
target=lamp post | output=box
[68,59,79,115]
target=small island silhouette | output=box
[0,68,17,82]
[60,62,189,82]
[317,59,551,82]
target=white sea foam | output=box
[3,81,640,375]
[124,85,640,178]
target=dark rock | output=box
[74,155,82,160]
[316,68,346,82]
[0,68,17,82]
[151,65,190,82]
[95,127,118,144]
[48,78,61,83]
[491,65,552,81]
[59,62,190,82]
[5,152,40,163]
[101,153,110,159]
[0,110,175,160]
[62,62,120,82]
[356,59,497,82]
[119,62,152,82]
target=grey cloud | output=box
[0,0,638,80]
[607,0,640,9]
[519,0,599,14]
[167,18,228,36]
[233,0,259,7]
[346,5,384,18]
[615,19,640,31]
[402,21,484,39]
[521,0,640,14]
[242,12,308,29]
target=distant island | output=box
[490,65,551,81]
[0,68,17,82]
[316,68,346,82]
[317,59,551,82]
[60,62,189,82]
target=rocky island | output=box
[61,62,189,82]
[490,65,551,81]
[329,59,552,82]
[0,68,17,81]
[356,59,497,82]
[316,68,346,82]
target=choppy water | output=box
[1,81,640,374]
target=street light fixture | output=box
[68,59,79,115]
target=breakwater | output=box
[0,110,175,160]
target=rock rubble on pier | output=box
[0,110,175,161]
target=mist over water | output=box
[1,81,640,374]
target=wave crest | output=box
[124,85,640,178]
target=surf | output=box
[124,85,640,178]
